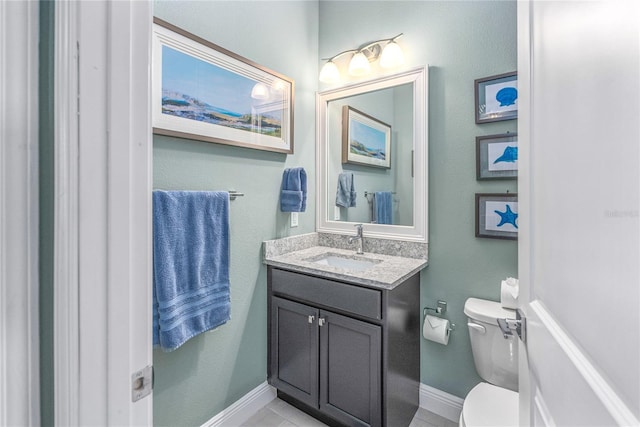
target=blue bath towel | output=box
[335,173,357,208]
[280,167,307,212]
[374,192,393,225]
[152,190,231,351]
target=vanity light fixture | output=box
[319,33,404,83]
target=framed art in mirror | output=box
[152,18,294,154]
[476,133,518,180]
[475,193,518,240]
[475,72,517,124]
[342,106,391,168]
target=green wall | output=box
[152,1,318,425]
[39,0,55,424]
[319,1,518,398]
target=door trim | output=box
[0,1,40,425]
[53,0,80,423]
[53,1,153,424]
[530,301,639,426]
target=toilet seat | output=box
[460,382,518,427]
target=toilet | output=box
[459,298,519,427]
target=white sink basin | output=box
[307,253,381,272]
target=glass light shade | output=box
[319,61,340,83]
[379,41,404,68]
[251,82,269,100]
[348,52,371,76]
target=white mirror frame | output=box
[316,66,428,242]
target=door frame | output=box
[516,1,532,423]
[53,1,153,424]
[0,1,41,425]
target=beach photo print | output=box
[152,18,294,154]
[342,105,391,168]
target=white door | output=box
[517,1,639,425]
[54,1,153,425]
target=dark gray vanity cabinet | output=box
[267,267,420,427]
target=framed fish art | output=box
[476,133,518,180]
[474,72,518,124]
[475,193,518,240]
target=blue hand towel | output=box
[374,191,393,225]
[152,190,231,351]
[280,167,307,212]
[335,173,357,208]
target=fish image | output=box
[493,146,518,164]
[496,87,517,107]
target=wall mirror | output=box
[316,66,428,242]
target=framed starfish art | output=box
[475,193,518,240]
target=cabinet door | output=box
[270,297,319,409]
[319,311,382,427]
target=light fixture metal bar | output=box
[321,49,358,62]
[322,33,404,62]
[357,33,404,53]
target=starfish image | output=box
[494,204,518,228]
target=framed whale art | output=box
[474,72,518,124]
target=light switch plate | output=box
[290,212,299,227]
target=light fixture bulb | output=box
[379,41,404,68]
[251,82,269,100]
[348,52,371,76]
[319,61,340,83]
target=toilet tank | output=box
[464,298,518,392]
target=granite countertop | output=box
[264,240,427,290]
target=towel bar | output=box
[364,190,397,198]
[229,190,244,200]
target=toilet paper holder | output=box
[423,300,448,316]
[423,301,456,331]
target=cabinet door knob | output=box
[308,315,315,324]
[318,318,326,327]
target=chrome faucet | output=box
[348,223,364,254]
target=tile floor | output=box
[237,398,459,427]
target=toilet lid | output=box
[464,298,516,325]
[462,382,518,426]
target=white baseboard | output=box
[201,381,276,427]
[419,383,464,423]
[202,381,462,426]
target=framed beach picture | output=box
[476,133,518,180]
[475,193,518,240]
[152,18,294,154]
[475,72,518,124]
[342,106,391,168]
